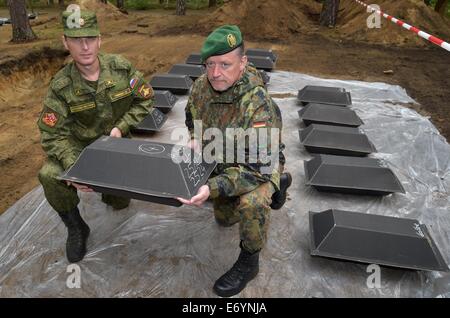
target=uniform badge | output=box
[129,78,138,90]
[138,84,153,99]
[253,121,267,128]
[79,18,85,27]
[227,34,237,48]
[42,112,58,127]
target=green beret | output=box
[62,10,100,38]
[200,25,243,62]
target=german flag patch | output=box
[253,121,267,128]
[42,112,58,127]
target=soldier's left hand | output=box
[177,185,210,207]
[110,127,122,138]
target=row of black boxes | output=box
[297,84,448,272]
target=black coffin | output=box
[299,124,376,156]
[154,90,178,113]
[309,209,449,272]
[168,63,205,80]
[245,48,277,62]
[247,56,275,71]
[298,103,363,127]
[58,137,217,207]
[131,108,167,133]
[185,53,202,65]
[301,85,345,93]
[258,70,270,85]
[297,85,352,106]
[304,154,405,195]
[149,74,193,95]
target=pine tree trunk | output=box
[320,0,340,27]
[117,0,125,9]
[58,0,64,8]
[209,0,217,7]
[176,0,186,16]
[7,0,37,43]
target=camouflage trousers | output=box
[213,181,275,254]
[38,159,130,214]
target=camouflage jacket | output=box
[185,64,285,199]
[38,53,154,170]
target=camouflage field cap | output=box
[62,10,100,37]
[200,25,243,62]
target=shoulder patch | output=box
[137,83,153,99]
[42,112,58,127]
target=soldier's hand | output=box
[110,127,122,138]
[177,185,210,207]
[67,181,94,192]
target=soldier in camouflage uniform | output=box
[37,10,154,263]
[180,25,292,297]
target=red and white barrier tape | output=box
[354,0,450,52]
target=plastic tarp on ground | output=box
[0,71,449,297]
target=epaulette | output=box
[51,75,71,91]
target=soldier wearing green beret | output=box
[37,10,155,263]
[180,25,292,297]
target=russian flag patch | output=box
[129,78,138,89]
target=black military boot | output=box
[213,246,260,297]
[57,207,90,263]
[270,172,292,210]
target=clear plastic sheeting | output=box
[0,71,449,297]
[269,72,417,104]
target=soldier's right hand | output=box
[66,181,94,192]
[177,184,210,207]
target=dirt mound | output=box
[0,48,67,215]
[198,0,450,47]
[337,0,450,47]
[76,0,126,22]
[198,0,322,41]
